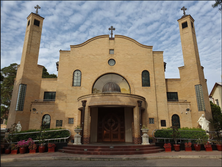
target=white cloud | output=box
[1,1,221,93]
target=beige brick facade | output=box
[7,13,212,144]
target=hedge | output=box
[154,127,208,143]
[10,129,70,142]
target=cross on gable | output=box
[109,26,115,38]
[181,6,187,16]
[34,5,41,14]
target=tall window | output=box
[16,84,27,111]
[44,92,56,101]
[195,84,205,111]
[42,114,51,129]
[172,114,180,128]
[142,70,150,87]
[73,70,81,86]
[167,92,178,101]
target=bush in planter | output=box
[48,143,56,152]
[204,141,212,151]
[184,142,192,151]
[17,139,29,154]
[27,138,37,153]
[10,143,18,154]
[163,143,172,152]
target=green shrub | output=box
[154,127,208,142]
[11,129,70,142]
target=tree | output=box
[1,63,18,120]
[1,64,57,120]
[209,101,222,141]
[42,67,57,78]
[212,0,222,11]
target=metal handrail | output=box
[1,129,71,143]
[152,129,222,143]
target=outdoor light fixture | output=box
[33,108,36,111]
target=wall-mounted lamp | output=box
[33,108,36,111]
[36,111,38,114]
[186,108,191,112]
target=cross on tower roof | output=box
[34,5,41,14]
[109,26,115,38]
[181,6,187,16]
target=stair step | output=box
[58,144,164,155]
[58,148,164,155]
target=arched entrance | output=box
[97,107,125,142]
[172,114,180,128]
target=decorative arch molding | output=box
[70,35,153,49]
[92,73,131,94]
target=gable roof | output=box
[209,82,222,96]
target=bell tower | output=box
[7,6,44,130]
[177,7,212,126]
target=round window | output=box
[108,59,116,66]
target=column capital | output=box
[137,100,142,107]
[82,100,87,107]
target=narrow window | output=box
[27,20,30,27]
[195,84,205,111]
[182,22,188,29]
[215,99,219,106]
[44,92,56,101]
[161,120,166,127]
[172,114,180,128]
[73,70,81,86]
[68,118,74,124]
[42,114,51,129]
[34,19,40,26]
[142,70,150,87]
[56,120,63,127]
[109,49,114,54]
[149,118,154,124]
[16,84,27,111]
[167,92,178,101]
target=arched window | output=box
[142,70,150,87]
[42,114,51,129]
[73,70,81,86]
[172,114,180,128]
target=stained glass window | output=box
[142,70,150,87]
[73,70,81,86]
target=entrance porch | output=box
[77,93,146,144]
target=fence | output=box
[152,129,222,143]
[1,129,71,144]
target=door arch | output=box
[172,114,180,128]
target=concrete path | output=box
[1,150,222,162]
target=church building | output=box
[7,6,212,144]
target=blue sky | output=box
[1,1,221,93]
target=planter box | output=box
[38,145,45,153]
[11,150,18,154]
[205,147,212,151]
[29,149,36,153]
[216,144,222,151]
[194,144,201,151]
[19,147,26,154]
[174,144,180,151]
[164,147,171,152]
[185,147,192,151]
[5,148,10,154]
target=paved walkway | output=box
[1,151,222,162]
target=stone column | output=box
[81,100,86,144]
[133,103,141,144]
[83,105,90,144]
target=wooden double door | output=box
[97,107,125,142]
